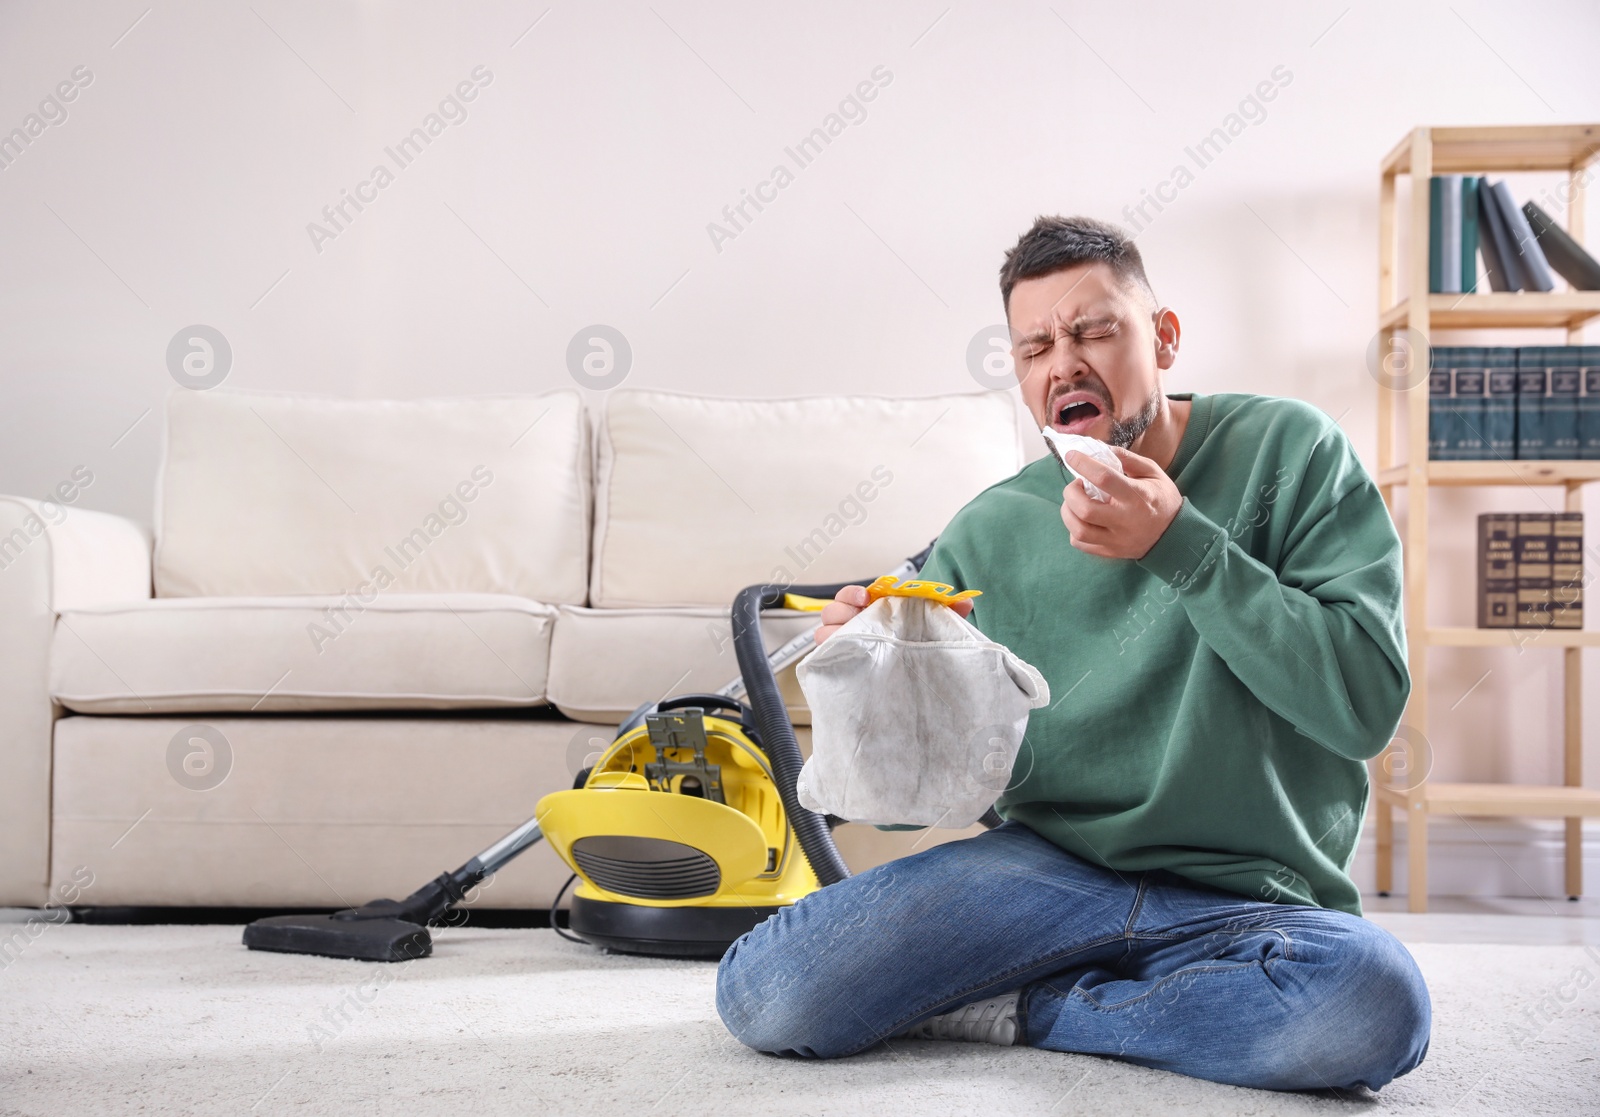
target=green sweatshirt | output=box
[913,392,1408,915]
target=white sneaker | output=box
[898,992,1020,1045]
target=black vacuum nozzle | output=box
[243,913,431,963]
[241,869,483,961]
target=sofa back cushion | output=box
[590,389,1023,607]
[155,389,589,602]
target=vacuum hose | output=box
[732,581,857,886]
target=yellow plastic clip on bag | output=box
[862,574,983,606]
[794,576,1050,829]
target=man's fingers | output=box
[819,600,863,627]
[1060,501,1114,547]
[1065,450,1137,498]
[1107,444,1164,479]
[1061,499,1124,555]
[818,585,967,639]
[836,584,869,606]
[816,584,869,641]
[1061,481,1116,525]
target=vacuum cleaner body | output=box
[243,548,942,963]
[538,700,818,958]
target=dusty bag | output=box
[794,580,1050,828]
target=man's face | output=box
[1006,262,1169,448]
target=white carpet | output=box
[1,925,1595,1115]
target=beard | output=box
[1106,387,1162,449]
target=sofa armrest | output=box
[0,498,151,905]
[1,499,153,611]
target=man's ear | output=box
[1152,308,1181,370]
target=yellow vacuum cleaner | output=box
[244,542,964,962]
[537,687,823,955]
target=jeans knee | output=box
[1366,939,1432,1084]
[1278,927,1432,1090]
[715,930,824,1056]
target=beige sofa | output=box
[0,386,1024,910]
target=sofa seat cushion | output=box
[51,594,554,713]
[546,604,819,725]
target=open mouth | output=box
[1053,394,1105,435]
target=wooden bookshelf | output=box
[1378,461,1600,486]
[1379,291,1600,331]
[1374,781,1600,819]
[1427,626,1600,649]
[1374,124,1599,912]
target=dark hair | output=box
[999,215,1156,313]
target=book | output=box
[1428,346,1454,459]
[1551,512,1584,630]
[1516,347,1551,459]
[1548,350,1583,459]
[1523,200,1600,290]
[1492,180,1555,292]
[1441,176,1463,294]
[1515,513,1554,629]
[1583,345,1600,460]
[1429,177,1444,294]
[1448,349,1487,459]
[1478,513,1519,628]
[1461,177,1481,292]
[1485,348,1519,460]
[1477,179,1523,292]
[1485,512,1586,631]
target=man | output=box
[715,215,1430,1092]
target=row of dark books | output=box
[1429,346,1600,460]
[1477,513,1584,629]
[1428,176,1600,293]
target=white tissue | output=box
[1041,429,1122,502]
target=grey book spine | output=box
[1523,200,1600,290]
[1478,179,1523,292]
[1492,180,1555,292]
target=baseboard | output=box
[1351,816,1598,898]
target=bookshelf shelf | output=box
[1374,124,1597,912]
[1427,626,1600,649]
[1377,460,1600,487]
[1379,292,1600,331]
[1374,782,1600,818]
[1381,124,1600,175]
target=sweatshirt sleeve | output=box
[1135,427,1410,762]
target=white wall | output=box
[2,0,1599,849]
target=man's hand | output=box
[815,584,975,645]
[1059,445,1183,560]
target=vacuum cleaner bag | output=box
[794,594,1050,828]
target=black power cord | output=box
[550,873,586,944]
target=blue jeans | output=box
[716,820,1431,1092]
